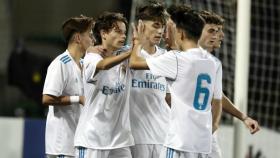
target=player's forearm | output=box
[129,42,149,70]
[212,99,222,133]
[222,94,247,121]
[96,51,131,70]
[42,94,84,106]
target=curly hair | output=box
[93,12,128,45]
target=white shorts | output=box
[75,146,132,158]
[159,147,209,158]
[130,144,163,158]
[46,155,74,158]
[208,132,222,158]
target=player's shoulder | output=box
[84,52,103,63]
[205,53,222,72]
[156,46,167,54]
[48,51,73,72]
[208,53,222,65]
[198,48,221,64]
[51,51,72,66]
[58,52,72,65]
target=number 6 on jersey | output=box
[193,74,211,110]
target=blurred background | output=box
[0,0,279,158]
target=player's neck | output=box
[102,43,117,56]
[67,44,83,63]
[143,43,156,55]
[180,40,198,52]
[206,47,214,53]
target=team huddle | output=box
[42,2,260,158]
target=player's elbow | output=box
[42,95,53,106]
[129,60,137,69]
[42,97,49,106]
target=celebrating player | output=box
[129,2,170,158]
[74,12,134,158]
[42,15,94,158]
[130,7,223,158]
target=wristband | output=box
[70,96,79,104]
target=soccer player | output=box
[129,2,170,158]
[198,10,260,158]
[42,15,94,158]
[74,12,133,158]
[130,7,223,158]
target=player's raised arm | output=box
[87,45,131,71]
[164,19,179,50]
[129,21,150,70]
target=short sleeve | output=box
[146,51,178,80]
[83,53,103,83]
[213,62,223,99]
[43,60,65,96]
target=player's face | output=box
[198,24,219,51]
[80,28,94,53]
[103,21,126,50]
[142,20,165,45]
[213,25,224,49]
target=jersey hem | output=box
[46,151,75,156]
[74,143,135,150]
[164,145,211,154]
[134,142,164,145]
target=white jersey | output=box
[74,52,134,149]
[130,46,170,145]
[146,48,223,154]
[43,50,83,156]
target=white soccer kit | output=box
[43,50,83,156]
[209,131,222,158]
[146,48,223,154]
[130,46,170,157]
[74,52,134,152]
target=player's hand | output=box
[132,20,145,45]
[87,45,107,58]
[243,117,260,134]
[79,96,85,106]
[164,19,178,50]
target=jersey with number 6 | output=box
[146,48,222,154]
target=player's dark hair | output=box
[166,4,192,17]
[199,10,225,25]
[62,15,94,44]
[135,1,169,25]
[93,12,128,45]
[168,6,205,42]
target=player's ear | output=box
[73,32,81,43]
[101,30,107,41]
[180,29,185,41]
